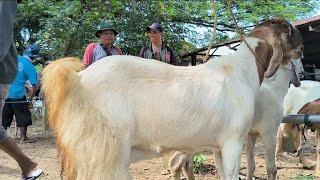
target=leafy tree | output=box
[15,0,319,62]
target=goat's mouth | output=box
[291,50,304,60]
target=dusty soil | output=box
[1,120,320,180]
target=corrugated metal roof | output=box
[293,15,320,27]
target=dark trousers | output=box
[2,97,32,128]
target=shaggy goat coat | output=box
[42,19,303,180]
[43,40,261,179]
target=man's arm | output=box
[0,1,17,62]
[82,43,96,67]
[25,61,38,100]
[28,85,38,101]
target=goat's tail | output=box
[41,57,84,130]
[42,57,129,180]
[41,57,84,179]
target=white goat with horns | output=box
[42,18,303,180]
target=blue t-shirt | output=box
[8,56,38,99]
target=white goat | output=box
[246,58,304,180]
[42,19,303,180]
[169,59,304,180]
[276,81,320,172]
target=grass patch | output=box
[290,174,318,180]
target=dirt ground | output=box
[1,120,320,180]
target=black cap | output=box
[24,44,40,59]
[146,23,163,32]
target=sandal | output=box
[20,168,43,180]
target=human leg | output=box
[12,97,32,142]
[0,84,38,178]
[2,99,14,129]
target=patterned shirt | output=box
[82,43,123,67]
[139,43,176,65]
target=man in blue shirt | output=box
[2,54,38,143]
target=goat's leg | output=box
[182,154,195,180]
[246,133,257,180]
[275,127,284,159]
[316,129,320,175]
[221,139,243,180]
[169,151,188,180]
[114,145,132,180]
[130,147,158,163]
[295,128,310,168]
[261,132,277,180]
[213,151,223,179]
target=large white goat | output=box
[42,19,303,180]
[169,59,304,180]
[276,81,320,173]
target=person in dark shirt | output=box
[139,23,176,65]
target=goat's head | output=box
[249,18,304,78]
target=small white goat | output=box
[169,59,304,180]
[276,81,320,173]
[42,19,303,180]
[246,58,304,180]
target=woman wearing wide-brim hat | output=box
[83,22,123,67]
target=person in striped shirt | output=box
[82,22,123,67]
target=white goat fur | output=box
[43,37,265,180]
[276,81,320,170]
[43,19,304,180]
[246,59,303,180]
[282,81,320,115]
[169,59,303,180]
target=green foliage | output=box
[193,153,208,174]
[15,0,319,62]
[290,174,318,180]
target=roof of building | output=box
[292,15,320,27]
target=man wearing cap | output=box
[82,22,123,67]
[139,23,176,65]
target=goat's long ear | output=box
[264,38,283,78]
[290,61,301,87]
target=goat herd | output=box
[41,18,320,180]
